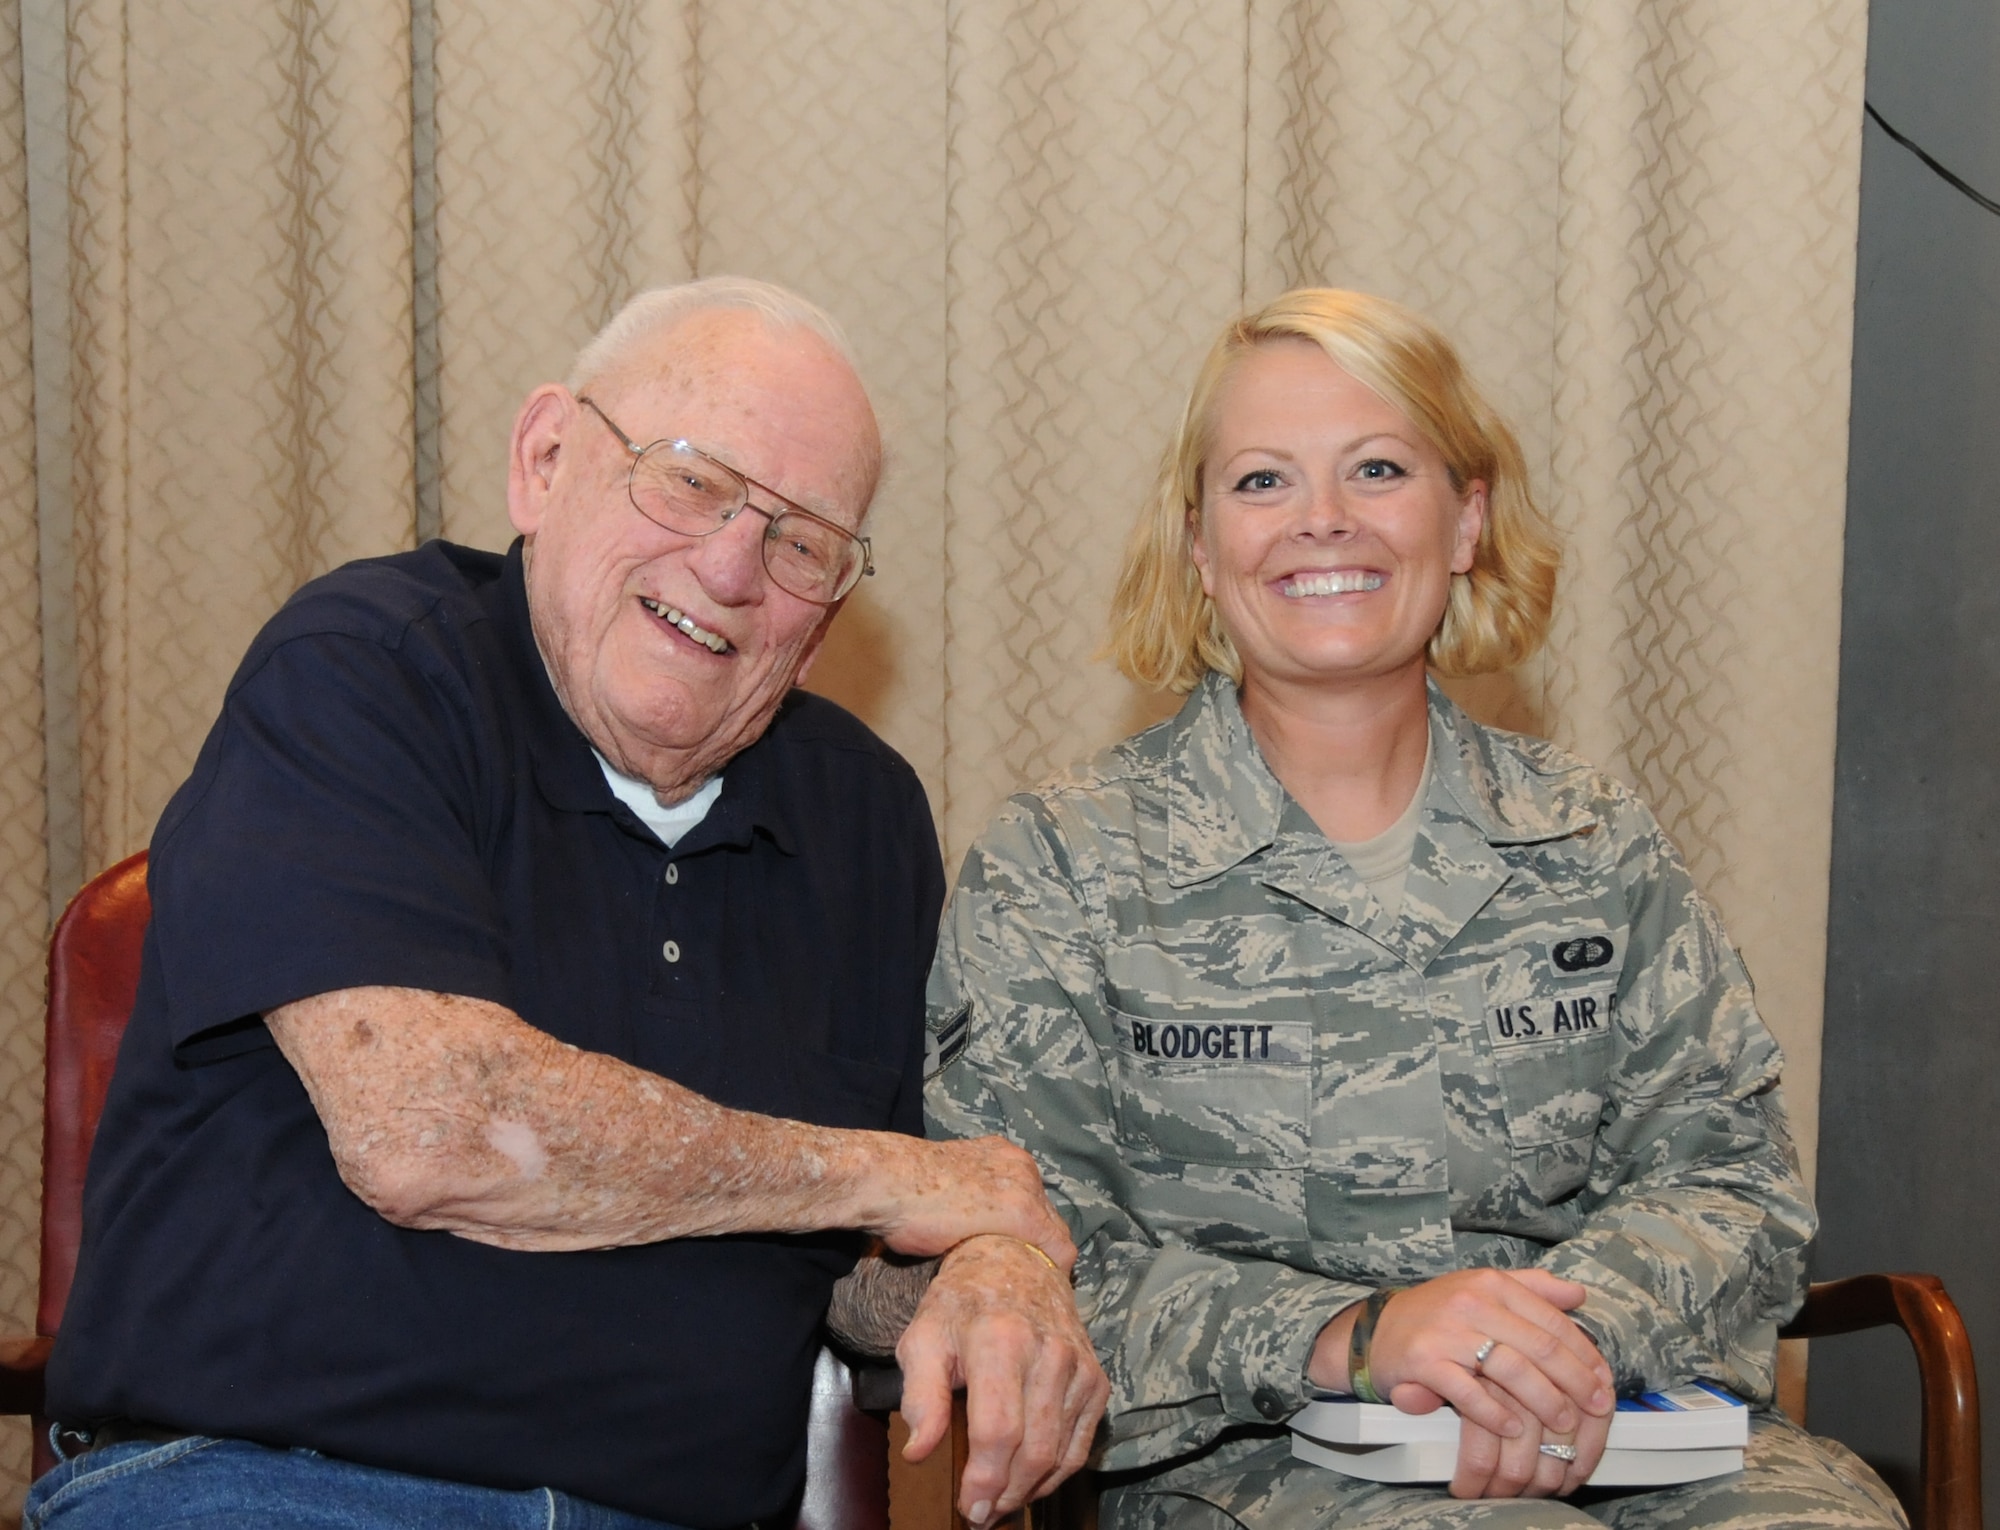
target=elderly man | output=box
[37,278,1104,1530]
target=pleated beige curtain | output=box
[0,0,1866,1510]
[0,0,47,1507]
[0,0,44,1420]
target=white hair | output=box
[565,276,861,394]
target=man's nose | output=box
[688,505,771,603]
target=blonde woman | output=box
[924,290,1903,1528]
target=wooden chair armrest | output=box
[1780,1274,1981,1530]
[0,1334,50,1416]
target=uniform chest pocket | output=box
[1106,1009,1312,1168]
[1482,975,1617,1149]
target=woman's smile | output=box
[1276,568,1387,597]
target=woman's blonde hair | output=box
[1107,288,1560,692]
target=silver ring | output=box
[1471,1337,1498,1372]
[1539,1442,1578,1461]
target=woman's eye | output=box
[1354,458,1406,482]
[1232,469,1283,493]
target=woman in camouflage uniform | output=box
[924,290,1903,1528]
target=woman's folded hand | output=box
[1308,1267,1616,1495]
[1447,1374,1616,1499]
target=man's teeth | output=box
[641,598,731,653]
[1280,570,1385,597]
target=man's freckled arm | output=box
[267,985,1018,1256]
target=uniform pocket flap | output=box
[1106,1009,1312,1167]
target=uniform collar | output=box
[1161,672,1597,965]
[1424,681,1600,846]
[1162,670,1598,888]
[1160,673,1289,889]
[501,538,799,855]
[1391,686,1597,966]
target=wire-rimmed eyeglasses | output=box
[578,395,874,605]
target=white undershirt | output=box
[1328,742,1432,922]
[593,751,724,848]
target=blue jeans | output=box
[26,1430,695,1529]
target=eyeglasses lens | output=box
[763,517,858,602]
[630,444,860,603]
[631,445,738,535]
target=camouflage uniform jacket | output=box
[925,672,1814,1475]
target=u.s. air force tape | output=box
[924,1003,971,1079]
[1483,983,1617,1049]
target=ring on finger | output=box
[1538,1442,1578,1462]
[1470,1337,1498,1373]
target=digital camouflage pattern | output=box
[1100,1412,1905,1530]
[927,674,1899,1527]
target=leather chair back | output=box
[799,1347,889,1530]
[39,850,148,1341]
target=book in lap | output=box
[1290,1383,1750,1486]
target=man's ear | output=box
[507,385,574,538]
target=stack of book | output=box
[1290,1383,1750,1487]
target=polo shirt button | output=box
[664,864,679,885]
[662,940,681,963]
[1252,1387,1287,1419]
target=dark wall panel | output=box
[1814,0,2000,1518]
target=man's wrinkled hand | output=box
[872,1135,1075,1271]
[895,1233,1108,1526]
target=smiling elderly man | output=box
[37,278,1104,1530]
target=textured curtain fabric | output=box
[0,0,48,1508]
[2,0,1865,1509]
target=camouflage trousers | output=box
[1100,1412,1906,1530]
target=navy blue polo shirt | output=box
[47,540,945,1528]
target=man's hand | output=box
[867,1135,1076,1272]
[896,1234,1107,1526]
[1308,1269,1614,1465]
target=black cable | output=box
[1865,101,2000,219]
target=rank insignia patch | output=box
[925,1003,971,1079]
